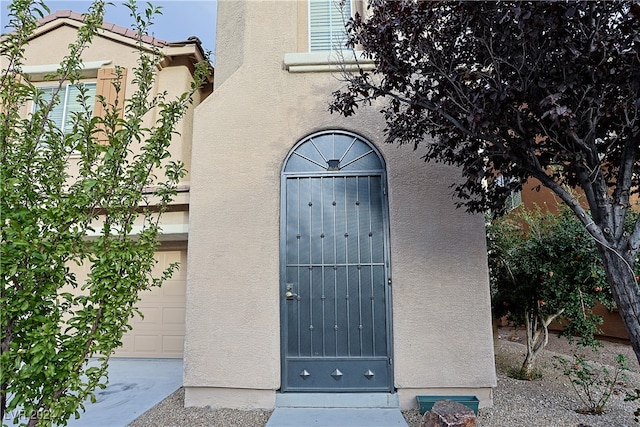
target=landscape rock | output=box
[420,400,476,427]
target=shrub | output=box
[555,353,630,414]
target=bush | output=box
[555,353,630,415]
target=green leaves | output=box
[333,0,640,361]
[486,202,637,378]
[624,388,640,422]
[488,204,615,346]
[1,0,212,425]
[555,353,630,415]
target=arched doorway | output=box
[280,130,393,392]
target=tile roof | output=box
[38,10,168,47]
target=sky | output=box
[0,0,218,59]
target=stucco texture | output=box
[185,0,496,409]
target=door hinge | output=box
[387,278,392,286]
[389,358,393,365]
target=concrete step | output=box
[275,392,401,408]
[265,408,409,427]
[267,394,408,427]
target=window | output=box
[496,175,522,211]
[505,189,522,211]
[309,0,352,52]
[35,83,97,134]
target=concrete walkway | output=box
[3,358,182,427]
[68,358,182,426]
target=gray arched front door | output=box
[280,131,393,392]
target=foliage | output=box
[624,388,640,422]
[555,354,630,415]
[330,0,640,364]
[0,1,211,426]
[488,203,614,378]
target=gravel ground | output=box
[130,328,639,427]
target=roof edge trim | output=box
[21,60,112,81]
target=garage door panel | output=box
[132,308,161,326]
[142,281,185,299]
[133,335,159,353]
[162,336,184,354]
[151,252,185,273]
[120,334,133,350]
[163,282,186,297]
[143,287,164,298]
[163,307,185,325]
[113,249,186,358]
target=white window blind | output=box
[37,83,97,134]
[309,0,352,52]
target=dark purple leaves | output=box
[330,0,640,215]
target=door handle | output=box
[285,284,298,300]
[285,290,298,300]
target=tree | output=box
[330,1,640,364]
[488,204,615,380]
[0,1,211,425]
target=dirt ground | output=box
[496,326,639,371]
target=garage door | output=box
[113,249,187,358]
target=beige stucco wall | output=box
[16,25,142,70]
[186,0,496,410]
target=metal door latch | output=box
[285,283,298,300]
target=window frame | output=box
[284,0,372,72]
[32,81,97,135]
[495,175,523,211]
[308,0,353,52]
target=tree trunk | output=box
[599,248,640,365]
[522,311,538,379]
[520,353,538,380]
[521,308,563,380]
[27,416,38,427]
[1,381,6,422]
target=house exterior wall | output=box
[520,178,563,213]
[8,20,204,211]
[186,0,496,410]
[10,23,202,185]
